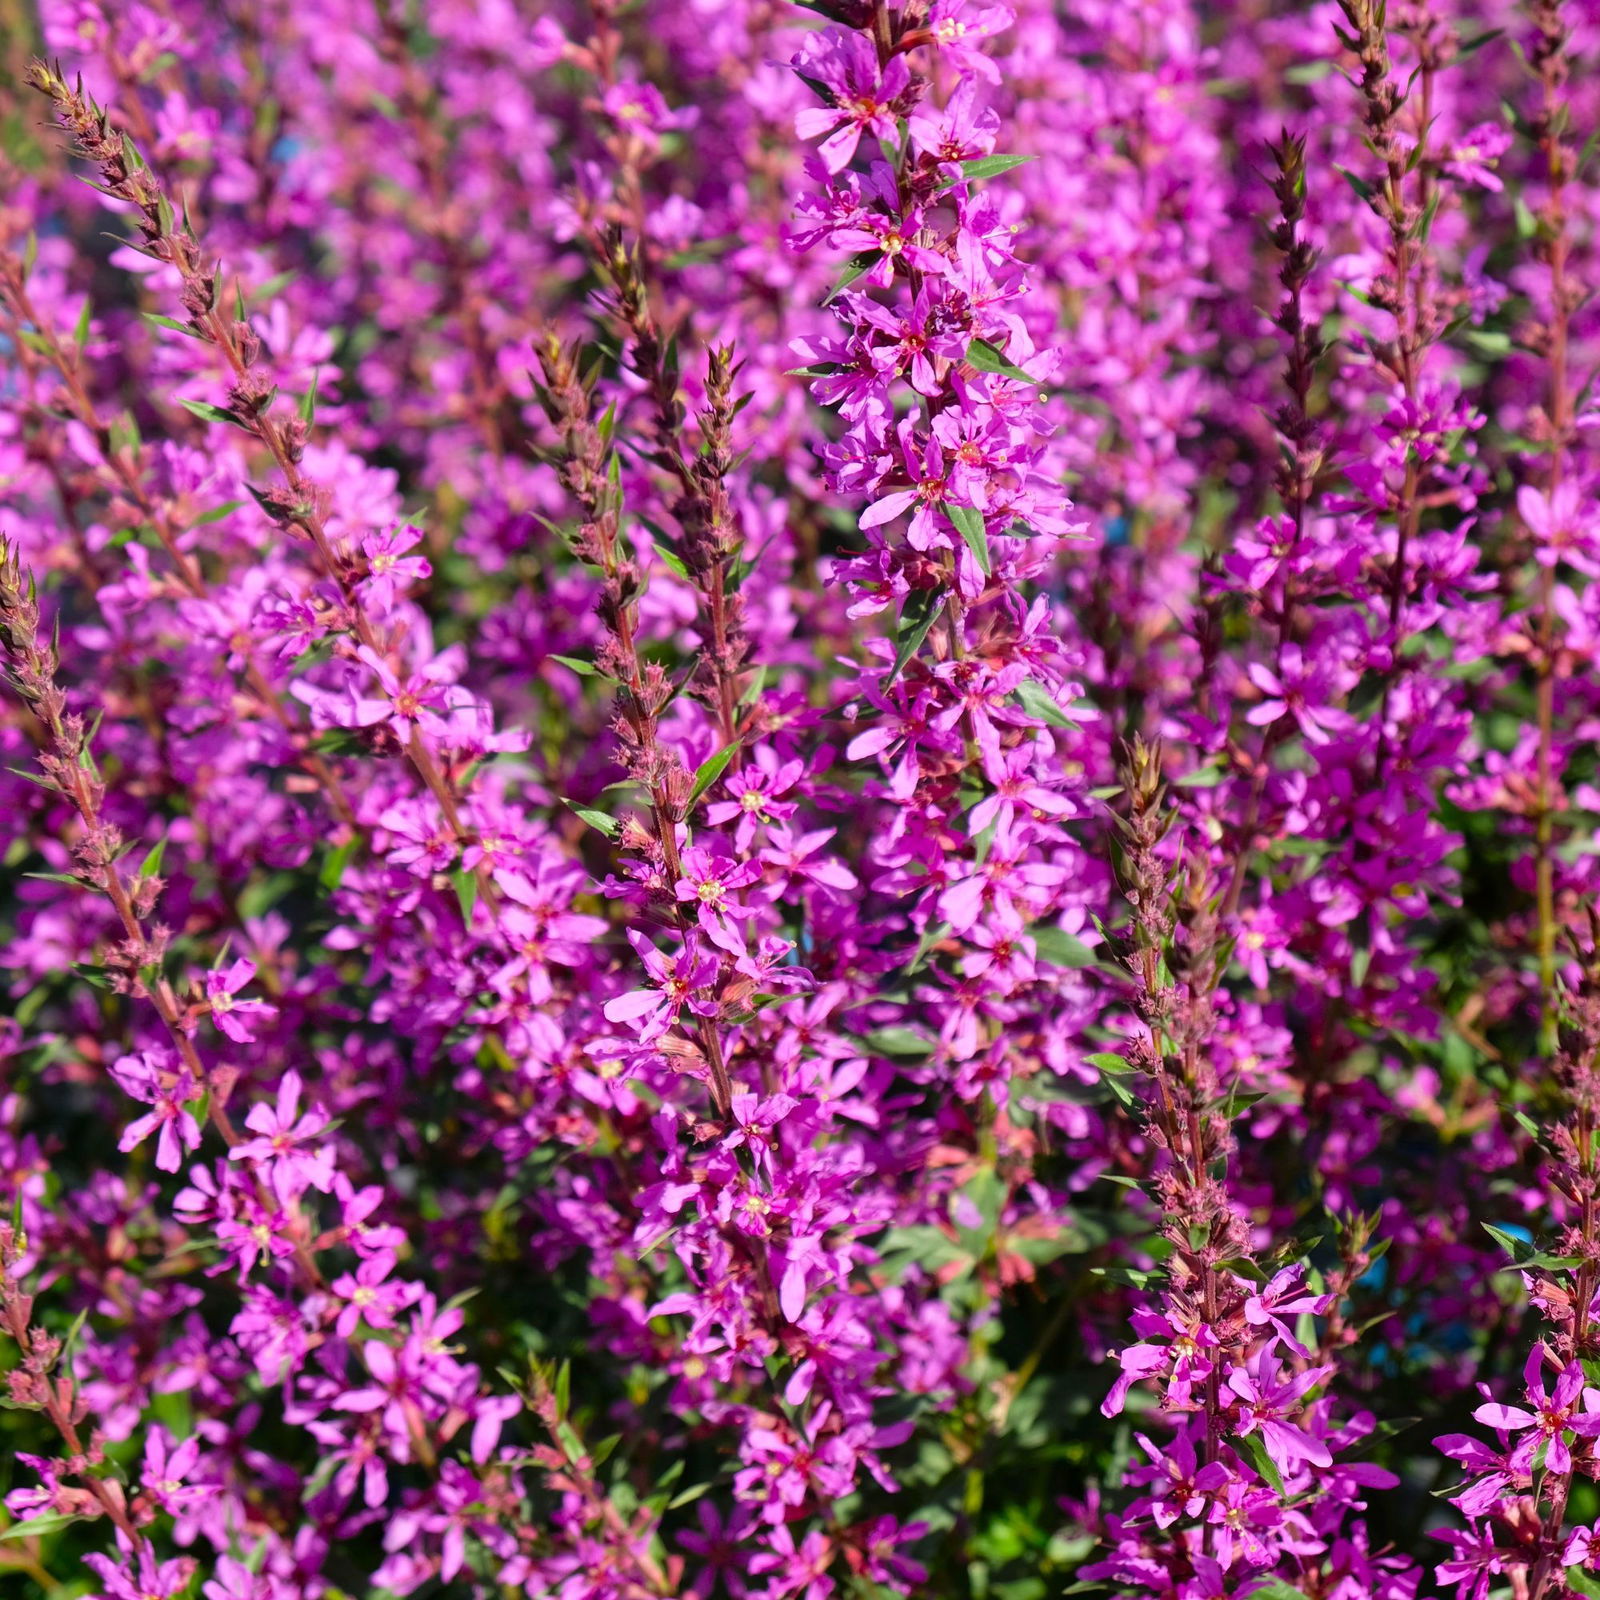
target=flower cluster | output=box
[5,0,1600,1597]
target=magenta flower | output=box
[674,845,760,944]
[1518,481,1600,577]
[357,522,431,612]
[1242,1265,1331,1358]
[84,1549,197,1600]
[1128,1429,1229,1530]
[229,1070,335,1197]
[1225,1342,1335,1477]
[141,1425,211,1514]
[1473,1345,1600,1474]
[109,1049,203,1173]
[791,30,913,174]
[204,956,277,1044]
[1244,644,1352,745]
[602,931,720,1036]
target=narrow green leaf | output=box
[906,918,951,976]
[1240,1431,1287,1499]
[179,397,252,432]
[823,251,877,306]
[547,654,599,677]
[453,868,478,926]
[143,312,206,341]
[1566,1563,1600,1598]
[139,836,167,878]
[965,338,1034,383]
[863,1027,933,1058]
[565,801,620,840]
[653,542,691,581]
[1483,1222,1534,1265]
[944,502,990,574]
[1455,27,1503,59]
[1085,1051,1132,1073]
[1014,678,1074,728]
[958,153,1035,181]
[192,500,245,526]
[0,1510,91,1541]
[73,297,92,350]
[688,741,740,807]
[1030,925,1097,967]
[889,588,944,684]
[319,838,356,891]
[299,367,320,425]
[1335,165,1375,206]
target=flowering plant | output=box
[4,1,1600,1597]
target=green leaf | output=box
[688,741,740,807]
[1013,678,1074,728]
[1242,1581,1311,1600]
[192,500,245,526]
[906,918,952,976]
[965,338,1035,383]
[1455,27,1503,59]
[453,868,478,926]
[1090,1265,1161,1289]
[1239,1430,1287,1499]
[547,654,599,677]
[653,541,691,580]
[863,1027,933,1058]
[1084,1051,1132,1073]
[1175,763,1228,788]
[1566,1564,1600,1598]
[666,1481,713,1511]
[1335,165,1375,206]
[0,1510,91,1541]
[319,838,356,891]
[139,836,167,878]
[1483,1222,1535,1265]
[299,367,320,425]
[73,297,92,350]
[1464,329,1513,357]
[738,664,768,708]
[248,269,297,307]
[1030,925,1097,967]
[957,153,1035,181]
[823,251,877,306]
[944,502,990,574]
[889,588,944,684]
[108,410,141,458]
[179,397,252,432]
[565,801,620,840]
[143,311,206,341]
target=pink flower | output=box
[108,1049,202,1173]
[204,957,277,1044]
[1226,1342,1335,1477]
[1473,1345,1600,1475]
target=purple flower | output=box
[204,956,277,1044]
[792,31,914,175]
[1472,1345,1600,1475]
[109,1049,203,1173]
[1226,1342,1335,1477]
